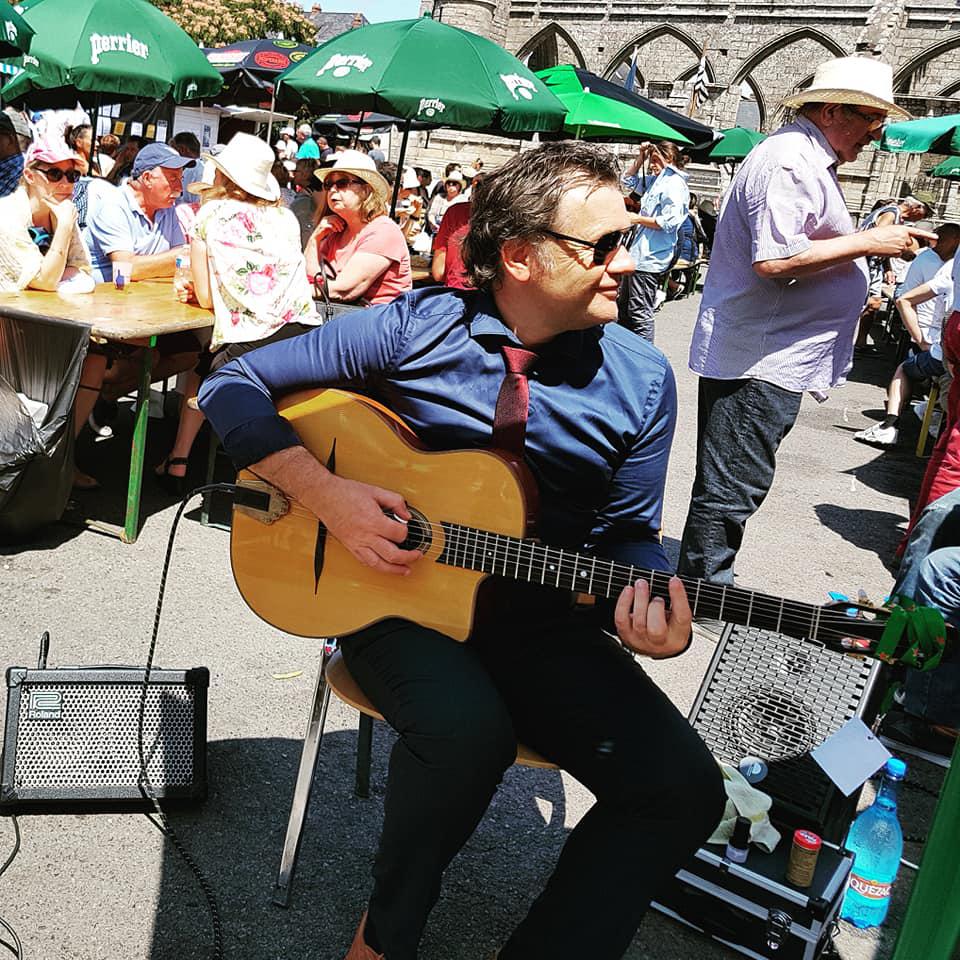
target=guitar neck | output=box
[436,522,837,645]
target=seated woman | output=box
[0,133,103,489]
[305,150,412,305]
[156,132,323,491]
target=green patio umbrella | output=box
[0,4,34,59]
[705,126,766,162]
[534,64,688,143]
[275,15,565,135]
[928,156,960,178]
[0,0,223,107]
[879,113,960,155]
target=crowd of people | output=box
[2,51,959,959]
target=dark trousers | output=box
[677,377,803,585]
[340,609,725,960]
[618,270,662,343]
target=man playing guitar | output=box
[199,141,725,960]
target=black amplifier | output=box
[1,664,208,809]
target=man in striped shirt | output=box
[678,57,933,587]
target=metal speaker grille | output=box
[13,682,196,789]
[690,624,876,829]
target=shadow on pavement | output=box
[148,732,568,960]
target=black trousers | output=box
[617,270,662,343]
[677,377,803,585]
[340,606,726,960]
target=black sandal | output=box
[154,456,189,497]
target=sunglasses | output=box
[35,166,82,184]
[542,227,635,266]
[841,104,887,132]
[326,176,365,191]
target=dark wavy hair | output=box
[462,141,621,290]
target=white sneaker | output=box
[654,290,667,310]
[854,422,899,446]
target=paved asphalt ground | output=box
[1,292,955,960]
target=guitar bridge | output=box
[234,479,290,524]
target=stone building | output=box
[405,0,960,221]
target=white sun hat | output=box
[400,166,420,190]
[780,56,911,121]
[198,132,280,202]
[315,148,390,202]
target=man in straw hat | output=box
[677,56,936,589]
[200,140,725,960]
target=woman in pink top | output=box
[305,150,411,305]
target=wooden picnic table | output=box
[0,281,214,544]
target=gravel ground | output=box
[0,292,954,960]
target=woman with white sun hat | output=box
[155,131,321,492]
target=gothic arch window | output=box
[516,23,585,72]
[896,36,960,97]
[604,26,710,101]
[732,28,846,86]
[735,77,765,131]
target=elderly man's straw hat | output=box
[780,56,910,121]
[191,133,279,201]
[314,149,390,203]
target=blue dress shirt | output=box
[199,287,676,574]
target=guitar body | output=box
[230,389,535,641]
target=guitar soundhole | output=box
[725,688,819,762]
[399,507,432,554]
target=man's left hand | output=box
[614,576,693,659]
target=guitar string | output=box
[271,503,883,647]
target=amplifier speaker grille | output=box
[2,666,208,807]
[689,623,884,843]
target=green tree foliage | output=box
[150,0,316,47]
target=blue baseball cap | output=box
[131,142,196,178]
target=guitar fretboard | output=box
[436,521,851,646]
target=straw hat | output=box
[780,56,910,121]
[197,132,279,202]
[314,149,389,203]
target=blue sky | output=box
[311,0,421,22]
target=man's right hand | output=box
[867,224,937,257]
[299,473,421,577]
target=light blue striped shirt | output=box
[689,116,869,392]
[622,166,690,274]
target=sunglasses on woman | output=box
[326,176,365,191]
[36,167,82,184]
[542,226,636,266]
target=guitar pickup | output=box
[234,478,290,524]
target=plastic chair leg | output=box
[273,645,335,908]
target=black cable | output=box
[0,815,23,959]
[135,482,242,960]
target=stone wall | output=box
[404,0,960,221]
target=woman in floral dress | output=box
[155,132,321,491]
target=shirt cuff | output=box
[753,235,812,262]
[219,415,303,470]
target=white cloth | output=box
[707,763,782,853]
[902,248,950,344]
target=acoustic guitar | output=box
[229,389,949,666]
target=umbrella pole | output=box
[86,93,99,174]
[266,89,276,145]
[354,111,365,148]
[390,118,412,219]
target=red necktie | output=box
[491,344,538,457]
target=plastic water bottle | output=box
[173,255,191,301]
[840,757,906,928]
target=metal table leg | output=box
[890,735,959,960]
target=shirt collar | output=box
[466,288,595,360]
[792,114,841,170]
[121,182,153,224]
